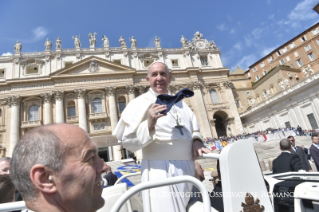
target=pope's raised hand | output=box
[148,104,167,131]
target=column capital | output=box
[137,85,146,95]
[222,81,233,89]
[168,84,176,93]
[187,81,204,90]
[74,89,87,99]
[5,96,20,107]
[40,92,53,103]
[126,85,136,94]
[53,90,64,100]
[105,86,116,96]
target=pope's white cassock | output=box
[113,88,203,212]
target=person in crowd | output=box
[10,124,107,212]
[288,136,312,172]
[272,139,302,174]
[103,164,118,186]
[309,133,319,171]
[113,61,209,212]
[0,175,15,203]
[0,157,11,175]
[0,157,23,202]
[297,125,303,136]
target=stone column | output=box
[105,86,121,161]
[187,81,212,138]
[210,119,218,138]
[288,107,298,126]
[75,89,88,132]
[292,104,307,128]
[312,97,319,119]
[6,96,20,156]
[126,85,136,101]
[41,93,53,125]
[223,81,243,134]
[53,91,65,124]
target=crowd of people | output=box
[203,126,319,151]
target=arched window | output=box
[92,98,102,113]
[68,101,76,117]
[118,97,126,113]
[210,89,219,104]
[28,105,39,121]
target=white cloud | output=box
[260,46,277,57]
[1,52,12,56]
[267,0,271,5]
[288,0,317,22]
[244,35,253,47]
[252,27,267,39]
[231,54,257,71]
[233,42,242,51]
[268,14,274,19]
[32,26,48,42]
[217,24,227,31]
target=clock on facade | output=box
[195,41,206,50]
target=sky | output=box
[0,0,318,72]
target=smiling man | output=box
[114,61,209,212]
[10,124,106,212]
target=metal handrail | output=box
[114,172,141,185]
[0,201,26,212]
[110,175,211,212]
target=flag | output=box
[216,141,223,150]
[221,141,228,147]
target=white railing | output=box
[66,116,78,122]
[89,112,107,119]
[110,176,211,212]
[21,120,41,127]
[0,201,26,212]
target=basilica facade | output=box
[0,32,242,160]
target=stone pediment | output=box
[50,56,135,77]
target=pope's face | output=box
[0,160,10,176]
[54,125,105,212]
[147,63,171,94]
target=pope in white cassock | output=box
[113,61,210,212]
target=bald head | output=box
[279,139,292,151]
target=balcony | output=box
[21,120,42,128]
[66,116,78,123]
[89,112,108,121]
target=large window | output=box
[210,89,219,104]
[296,59,303,67]
[118,97,126,113]
[308,53,315,61]
[28,105,39,121]
[92,98,102,113]
[200,56,208,66]
[68,101,76,117]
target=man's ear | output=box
[30,164,57,194]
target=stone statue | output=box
[88,32,97,48]
[263,92,268,99]
[279,80,285,90]
[308,64,314,75]
[102,35,109,48]
[14,41,22,54]
[267,89,271,96]
[119,36,127,48]
[284,78,290,88]
[181,35,187,47]
[130,36,137,48]
[251,98,256,106]
[72,35,81,48]
[44,38,52,51]
[194,31,203,40]
[302,68,308,77]
[154,36,161,48]
[89,59,99,72]
[56,37,62,50]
